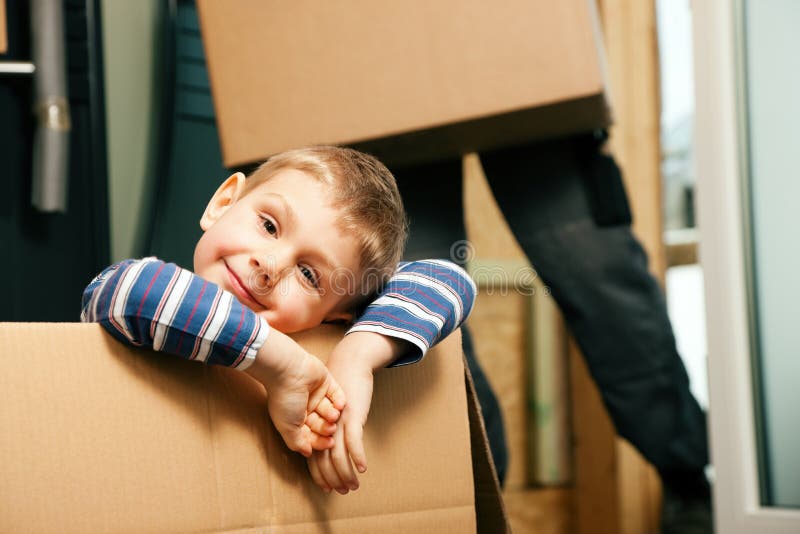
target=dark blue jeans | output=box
[392,134,709,486]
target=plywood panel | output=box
[504,488,572,534]
[617,439,662,534]
[463,153,527,261]
[569,339,620,534]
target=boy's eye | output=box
[262,217,277,236]
[299,265,319,287]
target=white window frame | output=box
[693,0,800,531]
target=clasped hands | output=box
[244,330,407,494]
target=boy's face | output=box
[193,169,362,333]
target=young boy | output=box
[82,146,475,494]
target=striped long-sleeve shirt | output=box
[81,257,476,369]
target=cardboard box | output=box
[197,0,611,168]
[0,323,507,533]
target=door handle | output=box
[0,61,35,74]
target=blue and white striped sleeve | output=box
[348,259,477,367]
[80,257,269,370]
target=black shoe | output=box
[660,473,713,534]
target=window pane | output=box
[743,0,800,509]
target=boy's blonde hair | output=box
[245,146,408,301]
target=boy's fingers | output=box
[309,431,335,451]
[308,372,346,414]
[327,383,347,411]
[298,426,314,457]
[317,449,347,495]
[307,456,331,492]
[315,397,341,423]
[306,412,337,436]
[344,422,368,474]
[331,431,359,491]
[307,374,333,414]
[282,425,312,458]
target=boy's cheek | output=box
[259,299,319,333]
[194,263,225,289]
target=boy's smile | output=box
[224,260,262,309]
[193,169,362,332]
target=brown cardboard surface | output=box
[0,323,506,533]
[197,0,611,168]
[0,0,7,54]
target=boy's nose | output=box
[248,255,274,292]
[248,251,291,292]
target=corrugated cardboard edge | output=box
[464,355,512,533]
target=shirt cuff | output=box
[345,323,429,367]
[232,316,271,371]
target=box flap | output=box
[0,323,476,532]
[464,356,511,533]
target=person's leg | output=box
[391,159,509,485]
[479,136,709,501]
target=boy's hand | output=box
[307,359,373,493]
[244,329,346,458]
[306,332,410,494]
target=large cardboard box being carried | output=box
[197,0,610,168]
[0,323,507,533]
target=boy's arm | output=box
[81,257,268,369]
[81,257,345,457]
[307,259,477,494]
[346,259,477,366]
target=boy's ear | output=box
[200,172,246,231]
